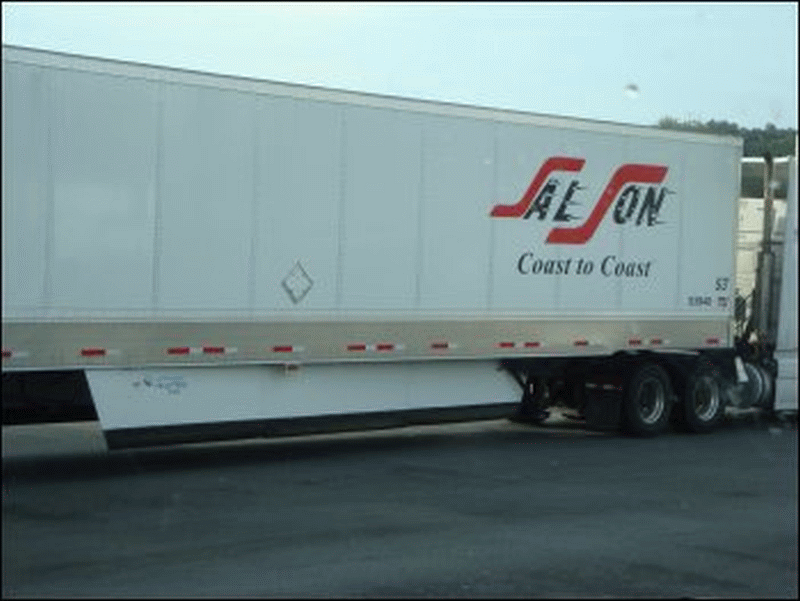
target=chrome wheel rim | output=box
[636,377,666,425]
[693,375,720,421]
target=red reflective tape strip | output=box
[546,164,668,244]
[574,340,589,347]
[650,338,663,345]
[203,346,225,354]
[490,157,585,217]
[628,338,642,346]
[347,344,367,352]
[706,337,720,345]
[272,345,294,353]
[167,347,191,355]
[523,341,540,348]
[376,343,394,351]
[497,342,515,349]
[431,342,450,350]
[81,348,107,357]
[1,350,11,358]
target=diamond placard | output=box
[282,261,313,304]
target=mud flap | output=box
[584,384,623,431]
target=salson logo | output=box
[489,156,672,244]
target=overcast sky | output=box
[2,2,797,129]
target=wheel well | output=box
[497,350,737,409]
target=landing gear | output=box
[513,376,550,424]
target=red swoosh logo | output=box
[489,157,585,217]
[546,164,667,244]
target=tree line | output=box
[656,117,796,158]
[657,117,796,197]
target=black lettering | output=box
[517,253,533,274]
[601,255,615,276]
[517,256,575,276]
[553,181,582,222]
[637,187,669,226]
[576,258,593,274]
[600,256,654,277]
[613,185,640,224]
[524,178,559,220]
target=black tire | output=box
[622,363,673,436]
[674,364,725,433]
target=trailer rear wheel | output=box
[674,364,724,433]
[622,363,672,436]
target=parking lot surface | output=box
[3,414,797,598]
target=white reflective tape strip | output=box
[2,350,30,359]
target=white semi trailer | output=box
[2,45,796,448]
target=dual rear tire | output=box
[672,364,725,433]
[622,361,725,436]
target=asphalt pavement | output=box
[2,413,797,598]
